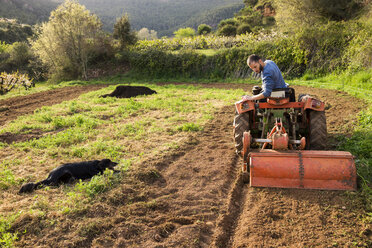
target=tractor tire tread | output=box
[308,111,327,150]
[233,113,250,155]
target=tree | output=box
[275,0,366,32]
[113,13,137,48]
[137,27,158,40]
[31,0,104,80]
[173,27,196,38]
[197,24,212,35]
[7,42,32,68]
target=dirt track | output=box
[2,83,371,247]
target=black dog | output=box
[100,86,157,98]
[19,159,118,193]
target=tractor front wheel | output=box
[233,112,250,156]
[307,110,327,150]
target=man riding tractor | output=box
[243,54,288,101]
[233,55,357,190]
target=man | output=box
[243,54,288,101]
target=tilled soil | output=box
[0,85,107,127]
[1,83,370,248]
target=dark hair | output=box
[247,54,261,65]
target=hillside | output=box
[171,3,244,32]
[78,0,244,36]
[0,0,245,36]
[0,18,34,43]
[0,0,58,24]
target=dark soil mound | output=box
[101,86,157,98]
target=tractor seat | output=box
[271,88,296,102]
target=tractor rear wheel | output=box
[233,112,250,155]
[308,110,327,150]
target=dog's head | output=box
[98,159,118,170]
[19,183,36,194]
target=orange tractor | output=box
[233,87,357,190]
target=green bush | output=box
[237,24,252,35]
[0,41,9,53]
[174,27,196,38]
[218,18,238,28]
[127,32,310,79]
[294,22,350,74]
[0,42,44,79]
[218,25,237,37]
[344,21,372,70]
[6,42,32,67]
[125,47,256,79]
[197,24,212,35]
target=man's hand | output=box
[242,95,255,101]
[242,93,266,101]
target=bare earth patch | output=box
[0,85,107,126]
[0,83,370,248]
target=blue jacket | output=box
[261,60,288,97]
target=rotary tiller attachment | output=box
[241,121,357,191]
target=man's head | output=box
[247,54,264,73]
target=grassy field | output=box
[0,82,245,246]
[0,69,371,246]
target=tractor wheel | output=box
[308,110,327,150]
[233,112,250,155]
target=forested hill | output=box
[169,3,244,34]
[0,0,243,36]
[0,0,58,24]
[78,0,244,36]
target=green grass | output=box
[0,213,20,248]
[0,81,61,100]
[0,80,245,218]
[0,80,246,247]
[294,69,372,101]
[1,69,371,246]
[74,169,122,198]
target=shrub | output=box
[218,18,238,28]
[237,24,252,35]
[197,24,212,35]
[294,22,349,74]
[218,25,237,36]
[0,72,34,95]
[129,19,370,79]
[0,41,9,54]
[125,47,254,79]
[174,27,196,38]
[344,21,372,70]
[6,42,32,67]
